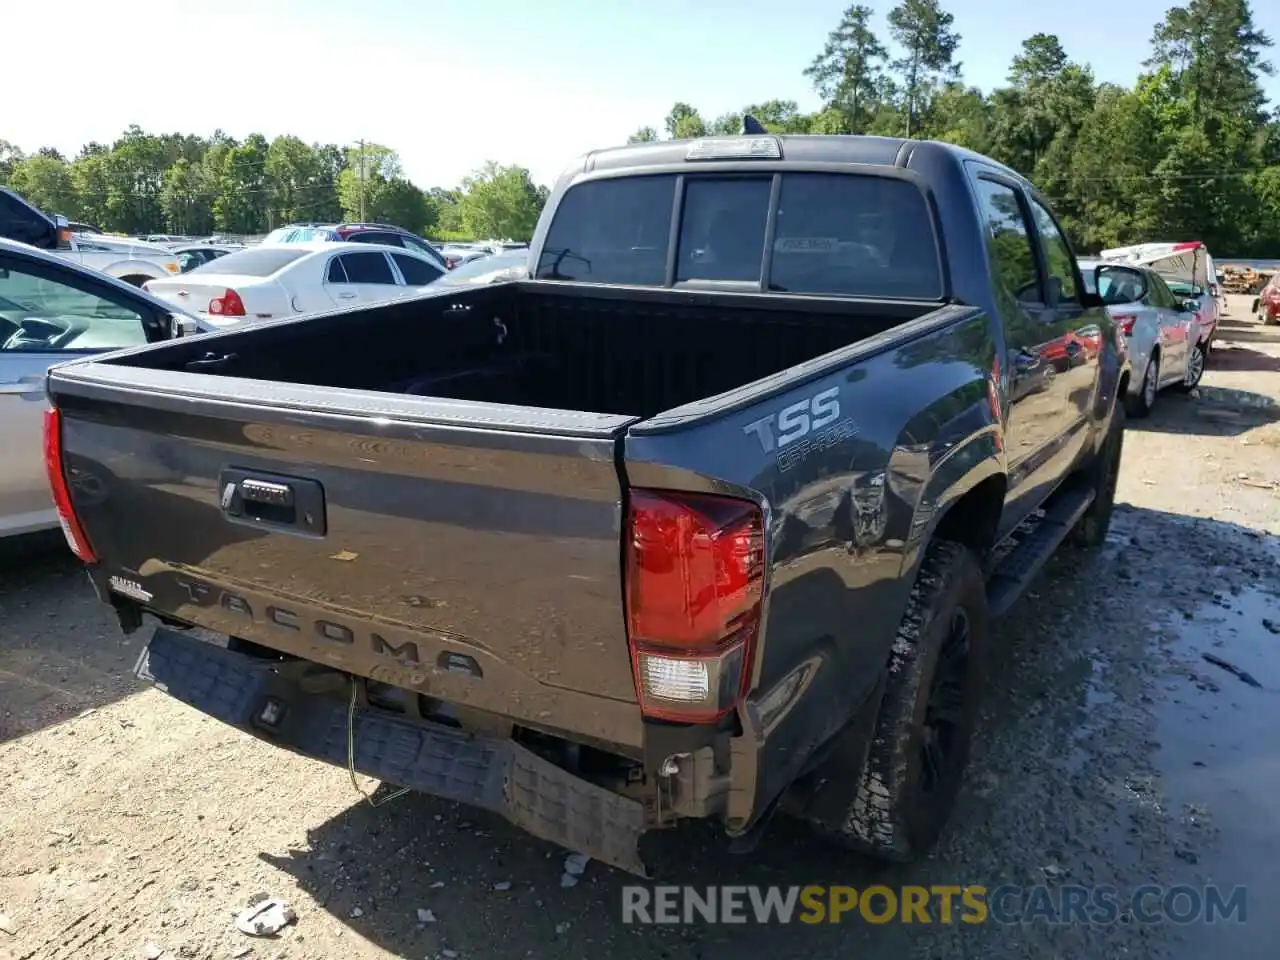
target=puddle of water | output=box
[1154,584,1280,959]
[1062,653,1119,774]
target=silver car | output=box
[1079,258,1204,416]
[0,237,204,540]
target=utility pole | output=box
[357,139,366,222]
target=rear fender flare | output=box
[896,431,1005,584]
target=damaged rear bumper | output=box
[136,627,649,876]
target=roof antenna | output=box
[741,114,767,135]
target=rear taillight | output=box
[445,258,458,269]
[625,489,764,722]
[207,288,246,317]
[42,408,98,563]
[1113,314,1137,336]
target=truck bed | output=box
[102,281,938,419]
[49,279,948,756]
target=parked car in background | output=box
[1100,241,1219,351]
[1079,258,1203,416]
[0,236,203,540]
[264,222,449,272]
[1,188,183,285]
[431,247,528,287]
[438,244,492,269]
[170,243,238,274]
[1253,273,1280,325]
[64,234,184,286]
[142,241,445,325]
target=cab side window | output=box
[1028,199,1079,306]
[972,177,1041,306]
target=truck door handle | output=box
[336,292,357,300]
[219,468,327,537]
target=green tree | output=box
[213,134,269,234]
[0,140,23,183]
[664,103,707,140]
[160,157,213,235]
[7,155,78,217]
[102,125,171,234]
[265,136,322,226]
[1147,0,1274,127]
[804,4,888,133]
[337,143,402,222]
[370,178,433,233]
[627,126,659,143]
[924,82,992,152]
[454,162,546,240]
[886,0,962,137]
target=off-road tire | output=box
[825,539,987,862]
[1069,400,1125,548]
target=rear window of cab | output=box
[534,172,943,299]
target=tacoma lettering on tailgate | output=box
[173,577,482,681]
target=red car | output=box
[1254,274,1280,325]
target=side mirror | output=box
[53,213,73,250]
[1094,264,1147,304]
[1182,299,1200,314]
[168,313,199,338]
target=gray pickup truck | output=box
[46,131,1129,875]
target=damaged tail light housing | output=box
[43,408,98,563]
[625,489,764,722]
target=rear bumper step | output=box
[136,627,649,876]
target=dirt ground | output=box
[2,295,1278,960]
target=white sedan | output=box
[143,241,445,325]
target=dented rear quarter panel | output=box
[623,303,1003,826]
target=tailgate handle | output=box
[220,468,327,537]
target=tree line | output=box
[630,0,1279,257]
[2,0,1276,253]
[0,131,548,242]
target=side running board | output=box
[985,488,1095,618]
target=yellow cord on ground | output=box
[347,678,411,808]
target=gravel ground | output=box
[2,295,1278,960]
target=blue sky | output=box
[8,0,1278,190]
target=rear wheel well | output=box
[1117,371,1130,397]
[933,475,1006,560]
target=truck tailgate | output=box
[50,363,644,743]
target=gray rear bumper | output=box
[135,627,649,876]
